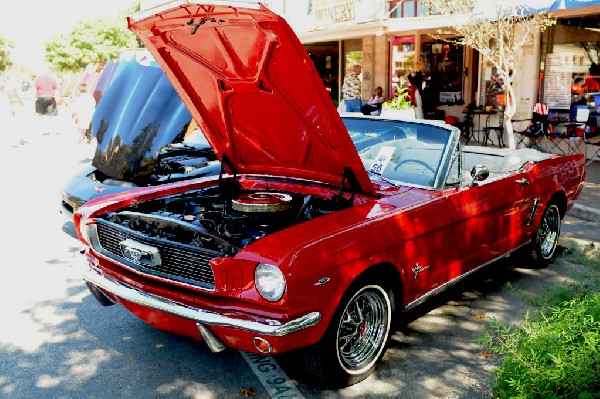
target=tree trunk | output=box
[503,73,517,149]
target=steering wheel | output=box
[394,159,436,175]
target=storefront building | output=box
[138,0,600,144]
[538,10,600,125]
[280,0,600,127]
[279,0,485,120]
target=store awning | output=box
[471,0,600,13]
[550,0,600,10]
[468,0,600,22]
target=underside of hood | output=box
[127,1,375,196]
[91,60,192,180]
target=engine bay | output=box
[99,182,353,256]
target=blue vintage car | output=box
[60,59,220,219]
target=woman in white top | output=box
[361,86,385,115]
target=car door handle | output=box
[515,178,529,185]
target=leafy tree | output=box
[425,0,556,149]
[45,3,140,73]
[0,34,14,73]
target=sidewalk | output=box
[569,160,600,222]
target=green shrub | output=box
[477,293,600,398]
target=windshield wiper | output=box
[367,170,400,187]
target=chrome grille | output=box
[94,219,216,289]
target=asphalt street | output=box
[0,112,598,399]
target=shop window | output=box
[388,1,431,18]
[344,39,363,72]
[341,39,363,102]
[480,63,506,110]
[391,36,415,96]
[540,17,600,114]
[306,45,339,105]
[543,45,600,109]
[422,41,464,105]
[344,50,363,83]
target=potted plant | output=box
[380,86,416,119]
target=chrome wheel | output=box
[540,204,560,259]
[336,285,391,374]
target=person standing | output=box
[34,72,59,117]
[408,61,425,119]
[583,63,600,93]
[71,82,97,143]
[342,64,362,112]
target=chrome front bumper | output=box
[82,269,321,336]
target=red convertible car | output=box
[74,1,586,387]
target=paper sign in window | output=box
[369,146,395,175]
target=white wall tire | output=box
[303,283,393,387]
[530,203,561,266]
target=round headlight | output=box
[255,263,286,302]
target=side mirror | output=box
[470,164,489,187]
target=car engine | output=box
[98,183,352,256]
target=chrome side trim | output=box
[404,242,529,311]
[527,197,541,226]
[83,269,321,336]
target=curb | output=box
[568,203,600,223]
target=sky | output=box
[0,0,138,72]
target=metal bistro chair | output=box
[482,109,505,147]
[562,105,591,155]
[458,103,476,144]
[584,123,600,165]
[543,106,586,155]
[461,111,476,144]
[513,103,549,151]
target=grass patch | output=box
[477,244,600,398]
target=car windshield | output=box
[342,117,454,189]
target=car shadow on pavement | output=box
[0,281,263,399]
[277,253,560,398]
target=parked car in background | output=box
[60,59,220,219]
[74,1,586,388]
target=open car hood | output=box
[128,1,375,196]
[91,60,193,181]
